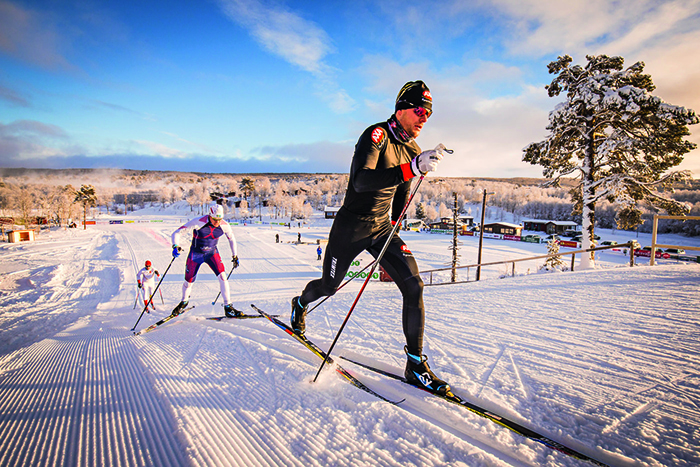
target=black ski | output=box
[133,305,195,336]
[252,305,403,405]
[340,356,610,467]
[204,314,276,321]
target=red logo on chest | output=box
[401,244,412,254]
[371,127,385,144]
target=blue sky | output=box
[1,0,699,178]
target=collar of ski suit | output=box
[386,114,413,144]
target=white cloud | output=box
[217,0,355,113]
[134,140,189,159]
[218,0,333,74]
[599,1,699,55]
[356,57,552,178]
[0,119,70,161]
[426,0,700,177]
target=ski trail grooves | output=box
[0,326,188,466]
[132,329,290,466]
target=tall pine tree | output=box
[74,185,97,230]
[524,55,698,268]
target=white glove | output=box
[410,143,448,176]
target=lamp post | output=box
[451,192,459,282]
[476,190,493,281]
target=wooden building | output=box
[8,230,35,243]
[522,219,580,234]
[483,222,522,236]
[324,206,340,219]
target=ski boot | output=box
[404,346,451,396]
[290,296,308,336]
[172,300,188,316]
[224,304,242,318]
[144,300,151,313]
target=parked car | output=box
[562,230,580,238]
[665,248,685,255]
[572,234,601,242]
[544,234,560,243]
[600,240,618,246]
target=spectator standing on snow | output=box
[317,245,322,260]
[137,260,159,312]
[171,204,240,317]
[289,80,451,395]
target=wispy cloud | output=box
[0,119,67,138]
[0,119,69,162]
[0,83,31,107]
[133,140,190,159]
[474,0,700,58]
[159,131,226,156]
[87,99,144,116]
[254,140,351,172]
[217,0,332,73]
[0,1,73,71]
[217,0,355,113]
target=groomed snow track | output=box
[0,327,188,466]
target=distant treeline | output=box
[1,168,699,236]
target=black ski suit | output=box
[299,116,426,355]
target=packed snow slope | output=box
[1,209,699,467]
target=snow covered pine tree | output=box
[524,55,698,268]
[74,184,97,230]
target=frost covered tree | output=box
[524,54,698,268]
[50,184,76,226]
[17,187,34,227]
[239,177,255,200]
[415,203,427,221]
[541,238,566,272]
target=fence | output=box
[649,215,700,266]
[421,242,636,286]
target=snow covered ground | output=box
[1,205,699,466]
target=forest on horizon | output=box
[2,167,699,236]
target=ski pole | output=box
[313,171,433,382]
[159,287,164,305]
[131,256,176,331]
[132,289,140,309]
[211,266,236,306]
[306,259,376,315]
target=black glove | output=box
[232,256,240,269]
[155,270,159,276]
[137,282,142,289]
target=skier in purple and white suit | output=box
[171,204,240,317]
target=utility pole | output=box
[476,190,492,281]
[451,192,459,282]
